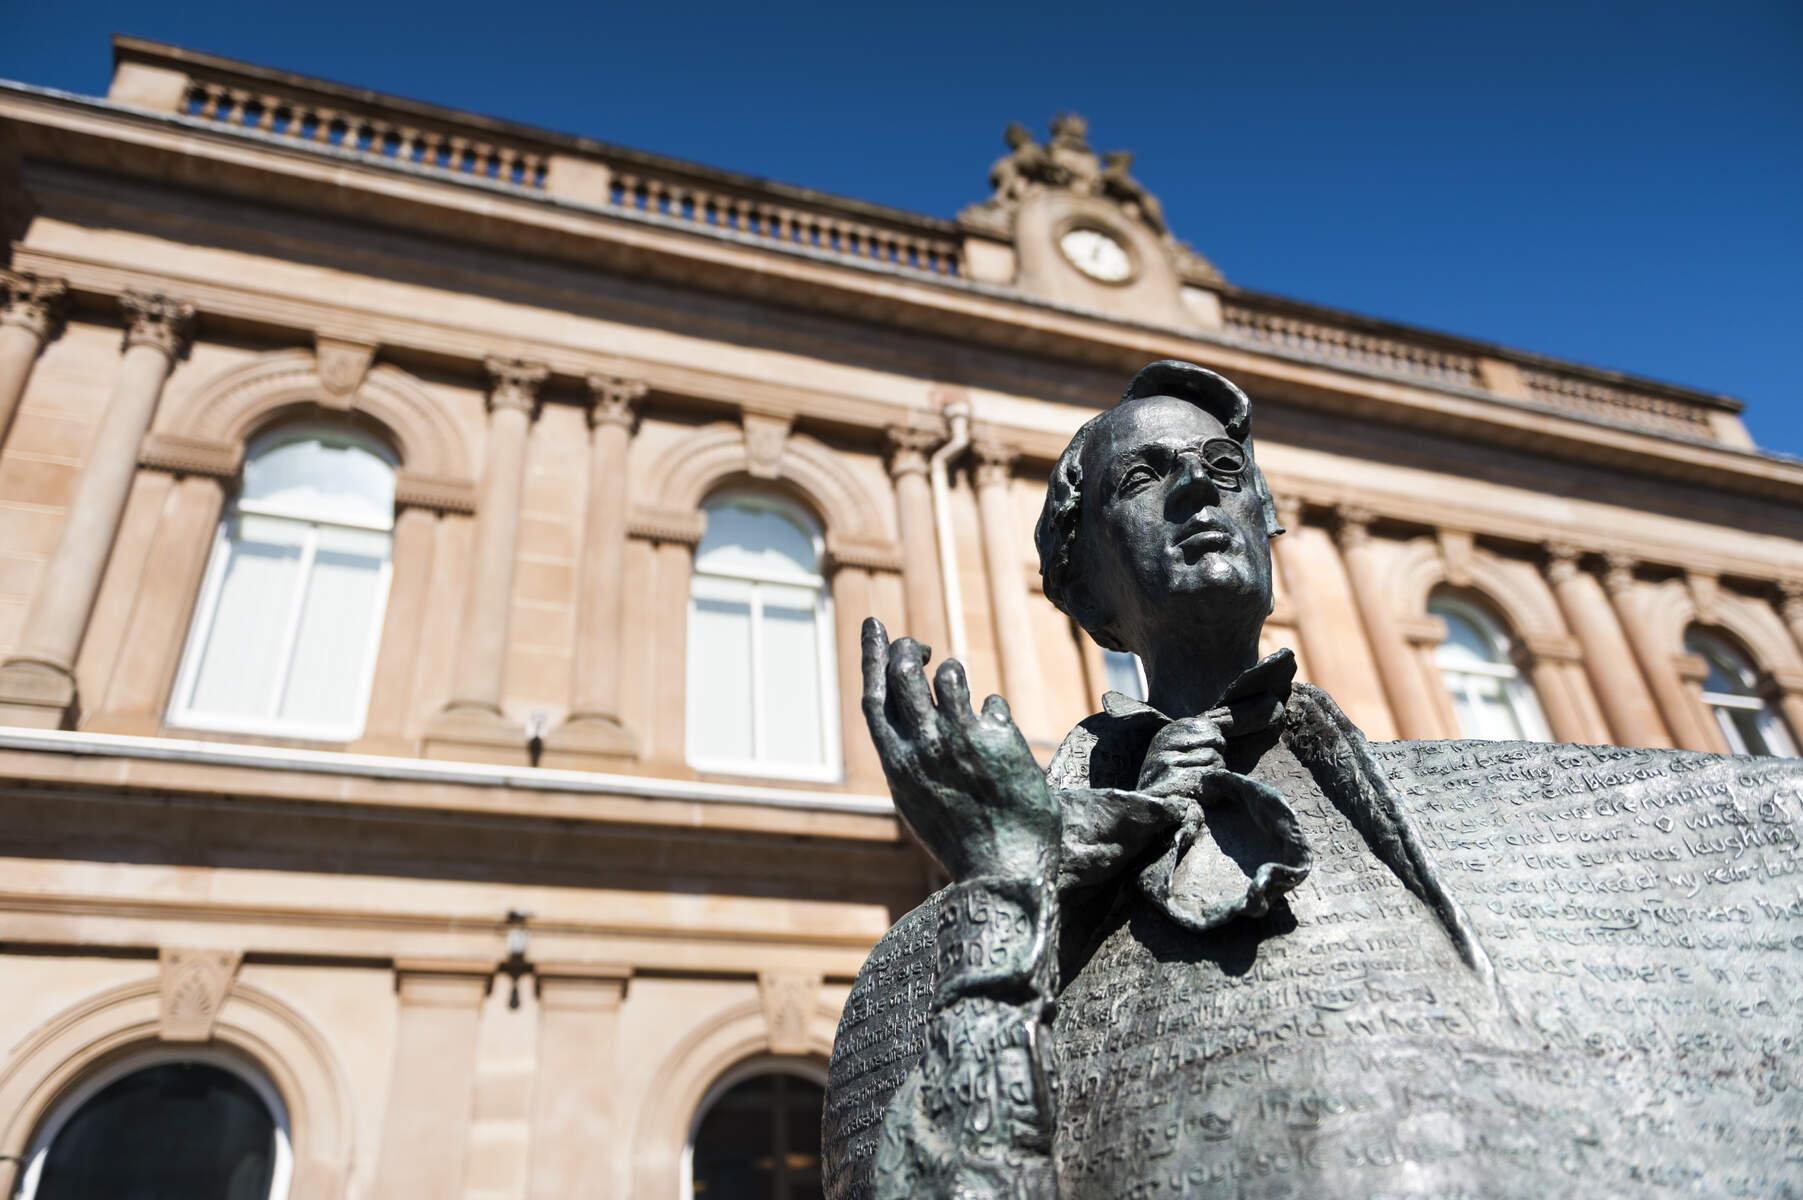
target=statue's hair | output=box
[1033,361,1282,650]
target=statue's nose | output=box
[1170,448,1220,505]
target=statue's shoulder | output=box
[822,889,943,1200]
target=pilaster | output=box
[425,357,547,761]
[0,271,66,450]
[1332,506,1441,739]
[885,423,948,653]
[373,959,494,1198]
[544,375,645,766]
[528,964,631,1200]
[1600,553,1714,751]
[971,439,1043,734]
[0,291,193,728]
[1543,544,1670,748]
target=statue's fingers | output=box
[860,618,890,715]
[886,637,938,734]
[980,693,1014,727]
[933,658,974,722]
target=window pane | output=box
[1728,707,1771,756]
[36,1063,275,1200]
[697,501,818,579]
[1471,675,1526,740]
[1433,608,1501,668]
[691,596,755,762]
[761,601,824,767]
[278,547,387,728]
[188,535,302,719]
[692,1073,825,1200]
[242,433,394,527]
[1103,650,1144,700]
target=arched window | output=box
[1102,648,1147,702]
[1685,629,1795,756]
[169,425,396,741]
[18,1047,292,1200]
[686,1065,825,1200]
[687,492,839,780]
[1428,594,1549,741]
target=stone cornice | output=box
[627,504,706,546]
[3,92,1770,477]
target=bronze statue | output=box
[824,361,1803,1198]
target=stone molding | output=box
[535,962,631,1011]
[137,430,242,479]
[824,535,906,575]
[155,349,475,485]
[646,421,890,544]
[0,976,354,1193]
[483,356,549,417]
[628,504,707,546]
[157,947,243,1042]
[119,290,196,360]
[394,469,478,514]
[0,270,67,339]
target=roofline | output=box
[109,34,962,236]
[35,42,1751,418]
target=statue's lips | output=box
[1174,525,1232,556]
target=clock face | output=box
[1059,226,1133,282]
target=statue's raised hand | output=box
[861,618,1060,883]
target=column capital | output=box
[1600,552,1637,595]
[1544,541,1584,583]
[884,424,939,479]
[1272,495,1306,532]
[585,374,646,429]
[1776,580,1803,624]
[971,438,1017,486]
[1331,504,1375,549]
[484,356,550,416]
[0,271,67,340]
[120,291,195,361]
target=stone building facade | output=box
[1,36,1802,1200]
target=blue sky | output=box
[6,1,1800,451]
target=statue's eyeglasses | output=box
[1185,437,1248,481]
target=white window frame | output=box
[681,1056,829,1200]
[1101,648,1148,702]
[16,1045,294,1200]
[686,492,842,783]
[166,425,395,743]
[1688,631,1796,757]
[1429,595,1551,742]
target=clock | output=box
[1058,226,1133,283]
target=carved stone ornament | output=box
[587,374,647,429]
[120,291,196,361]
[970,439,1017,488]
[884,424,940,480]
[959,115,1222,283]
[742,410,793,479]
[758,971,821,1057]
[826,359,1803,1200]
[1436,527,1476,588]
[483,356,550,416]
[1544,540,1584,583]
[314,335,377,408]
[158,947,243,1042]
[0,270,67,339]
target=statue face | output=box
[1076,396,1273,652]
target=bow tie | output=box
[1060,648,1313,933]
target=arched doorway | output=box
[17,1046,292,1200]
[686,1060,825,1200]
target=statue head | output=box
[1003,122,1034,151]
[1035,362,1282,673]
